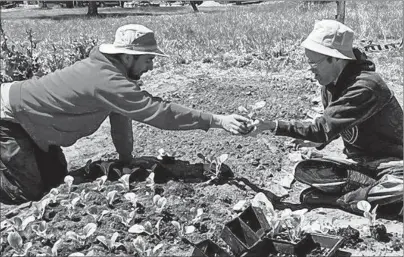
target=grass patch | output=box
[1,1,402,72]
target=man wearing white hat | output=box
[0,24,251,204]
[249,20,403,217]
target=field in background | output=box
[1,1,402,70]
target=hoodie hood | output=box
[351,47,375,72]
[327,48,376,95]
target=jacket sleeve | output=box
[94,75,213,131]
[109,112,133,160]
[275,82,387,144]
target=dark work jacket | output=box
[275,49,403,159]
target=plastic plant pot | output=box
[240,237,276,257]
[191,239,231,257]
[239,205,271,237]
[308,233,344,257]
[265,233,315,256]
[220,217,260,256]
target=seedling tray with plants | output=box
[216,197,345,257]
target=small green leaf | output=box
[129,224,145,234]
[152,243,164,256]
[133,236,146,254]
[64,175,74,187]
[184,225,196,234]
[7,231,22,251]
[155,218,162,236]
[111,232,119,244]
[52,238,62,256]
[124,192,137,207]
[66,231,79,241]
[153,195,161,205]
[171,221,181,231]
[144,221,153,235]
[156,197,167,209]
[118,174,131,191]
[357,200,371,212]
[217,154,229,164]
[107,190,118,205]
[96,236,108,248]
[83,223,97,238]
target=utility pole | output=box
[336,1,346,24]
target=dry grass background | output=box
[1,1,402,71]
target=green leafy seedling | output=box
[32,198,51,220]
[197,153,229,180]
[36,238,63,256]
[66,223,97,245]
[64,175,74,194]
[31,221,53,239]
[96,232,123,252]
[106,190,118,207]
[146,172,155,191]
[114,210,136,227]
[124,192,138,208]
[238,100,266,119]
[153,195,167,213]
[7,231,32,257]
[133,236,164,257]
[86,205,110,223]
[118,174,131,192]
[60,197,80,219]
[357,200,378,226]
[92,175,108,192]
[9,216,35,233]
[129,221,154,235]
[171,221,196,238]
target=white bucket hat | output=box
[301,19,356,60]
[99,24,168,57]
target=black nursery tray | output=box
[308,233,344,257]
[262,233,343,257]
[191,239,231,257]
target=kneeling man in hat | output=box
[0,24,251,204]
[249,20,403,217]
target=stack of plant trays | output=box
[192,205,344,257]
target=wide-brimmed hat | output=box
[99,24,168,57]
[301,19,356,60]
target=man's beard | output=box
[127,71,141,81]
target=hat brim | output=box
[301,39,356,60]
[99,43,168,57]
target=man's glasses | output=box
[307,56,328,68]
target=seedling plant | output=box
[66,223,97,246]
[133,236,164,257]
[252,193,308,243]
[197,153,229,183]
[96,232,124,252]
[7,231,32,257]
[357,200,386,241]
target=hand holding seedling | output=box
[242,119,277,137]
[211,114,251,135]
[237,101,277,137]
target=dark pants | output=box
[0,120,68,204]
